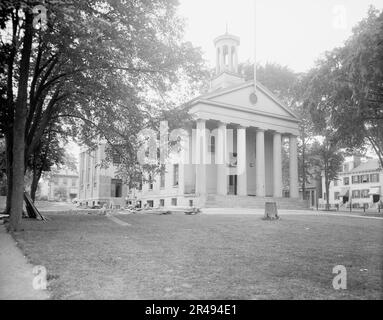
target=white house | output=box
[321,156,382,209]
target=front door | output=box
[228,175,237,195]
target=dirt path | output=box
[0,225,49,300]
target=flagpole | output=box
[253,0,257,93]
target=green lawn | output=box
[13,213,383,299]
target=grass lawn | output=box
[13,212,383,299]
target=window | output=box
[72,179,76,187]
[361,189,369,198]
[111,179,122,197]
[173,164,179,186]
[351,175,359,184]
[148,174,153,190]
[370,173,379,183]
[352,190,360,199]
[160,165,165,189]
[343,177,349,185]
[80,152,85,186]
[93,150,97,186]
[171,198,177,206]
[343,164,349,172]
[361,174,369,183]
[87,152,91,185]
[323,192,326,201]
[334,192,340,200]
[147,200,154,208]
[209,136,215,153]
[189,200,193,207]
[160,199,165,207]
[112,151,121,165]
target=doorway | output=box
[228,175,237,195]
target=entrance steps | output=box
[205,194,309,210]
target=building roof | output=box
[350,159,381,173]
[188,80,300,121]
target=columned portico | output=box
[237,126,247,196]
[273,132,283,197]
[289,135,299,198]
[216,122,228,195]
[195,119,207,195]
[129,31,306,210]
[255,129,266,197]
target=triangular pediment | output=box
[199,81,298,120]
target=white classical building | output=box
[128,32,307,209]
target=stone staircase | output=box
[205,194,309,210]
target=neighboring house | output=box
[47,169,79,201]
[300,175,322,209]
[320,156,382,209]
[78,144,128,208]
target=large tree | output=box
[303,7,383,167]
[0,0,206,230]
[309,138,344,210]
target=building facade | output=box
[128,32,305,209]
[78,144,128,208]
[320,156,382,209]
[47,169,79,201]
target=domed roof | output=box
[213,32,240,46]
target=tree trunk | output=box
[9,10,33,232]
[4,132,13,214]
[30,168,42,203]
[301,142,306,200]
[325,179,330,211]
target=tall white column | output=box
[216,122,227,195]
[234,49,238,73]
[289,135,299,198]
[196,119,207,195]
[256,129,265,197]
[219,46,224,72]
[216,48,220,74]
[237,126,247,196]
[228,46,233,72]
[273,132,283,197]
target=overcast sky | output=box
[178,0,383,73]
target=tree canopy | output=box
[303,6,383,167]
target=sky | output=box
[178,0,383,73]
